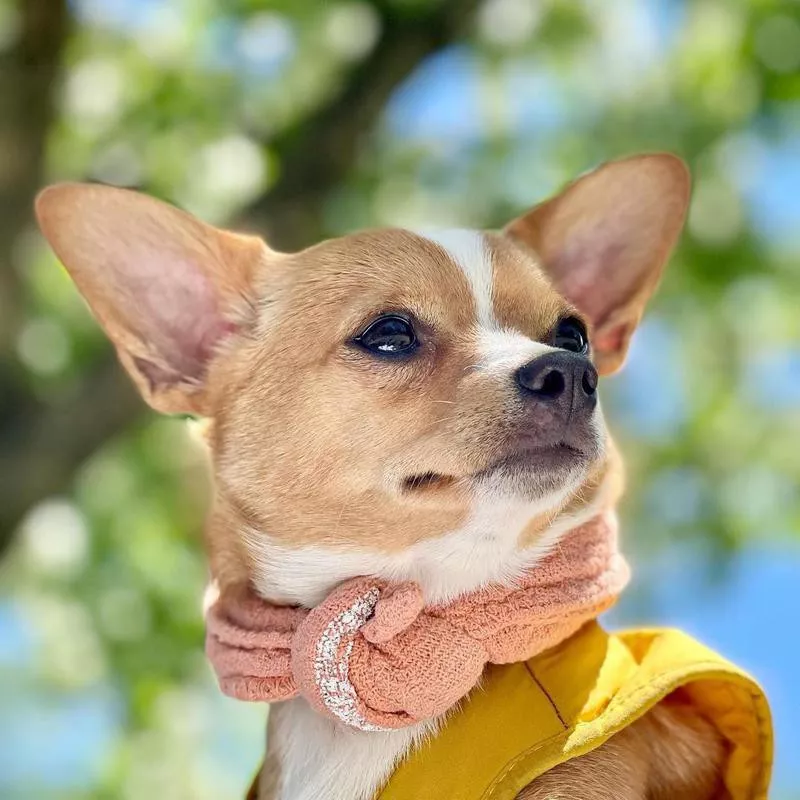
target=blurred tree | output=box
[0,0,75,551]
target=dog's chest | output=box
[266,698,435,800]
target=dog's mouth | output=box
[402,443,591,495]
[402,472,457,494]
[484,442,590,472]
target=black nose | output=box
[516,351,598,413]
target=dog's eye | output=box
[355,315,418,356]
[553,317,589,354]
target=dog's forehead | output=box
[283,228,568,335]
[421,230,569,335]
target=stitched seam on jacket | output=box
[523,661,569,731]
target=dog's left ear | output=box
[505,153,690,374]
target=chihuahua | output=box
[35,154,767,800]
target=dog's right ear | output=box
[35,183,275,416]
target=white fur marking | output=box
[478,328,556,373]
[416,230,557,374]
[415,229,495,327]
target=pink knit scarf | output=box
[205,512,629,731]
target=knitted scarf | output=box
[204,511,629,731]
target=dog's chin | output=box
[473,443,594,501]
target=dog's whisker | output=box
[332,484,360,538]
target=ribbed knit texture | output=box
[205,511,629,730]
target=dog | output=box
[35,153,771,800]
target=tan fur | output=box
[35,154,713,800]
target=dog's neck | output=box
[245,482,610,610]
[247,482,616,800]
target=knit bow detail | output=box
[205,513,629,731]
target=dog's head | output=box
[36,155,689,604]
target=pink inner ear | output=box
[121,254,234,384]
[552,237,627,328]
[35,183,255,406]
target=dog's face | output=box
[36,155,689,602]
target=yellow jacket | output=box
[376,622,772,800]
